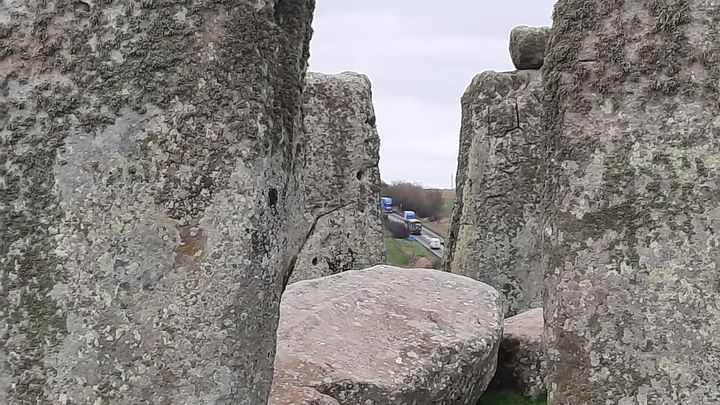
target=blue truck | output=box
[380,197,393,215]
[403,210,422,235]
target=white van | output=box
[429,237,442,250]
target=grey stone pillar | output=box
[1,0,314,403]
[443,69,545,317]
[291,72,385,284]
[543,1,720,403]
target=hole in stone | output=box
[73,0,90,12]
[356,170,363,180]
[268,188,278,207]
[312,257,318,266]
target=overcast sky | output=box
[308,0,556,189]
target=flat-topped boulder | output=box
[488,308,546,399]
[271,386,339,405]
[269,266,504,404]
[509,26,550,70]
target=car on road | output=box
[429,237,442,250]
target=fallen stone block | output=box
[488,308,546,399]
[270,265,504,404]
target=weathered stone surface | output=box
[488,308,545,399]
[269,265,504,404]
[271,385,340,405]
[291,72,385,284]
[1,1,314,403]
[543,1,720,403]
[443,70,544,317]
[509,26,550,70]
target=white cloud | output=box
[309,0,556,188]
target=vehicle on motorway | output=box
[380,197,393,215]
[406,218,422,235]
[429,237,442,250]
[403,210,416,220]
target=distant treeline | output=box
[381,181,443,220]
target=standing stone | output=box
[0,1,314,404]
[291,72,385,284]
[544,1,720,403]
[443,69,544,317]
[509,26,550,70]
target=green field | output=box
[384,237,438,268]
[478,391,547,405]
[385,237,410,266]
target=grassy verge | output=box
[384,237,438,268]
[478,391,547,405]
[385,237,411,267]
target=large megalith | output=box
[1,1,314,403]
[291,72,385,284]
[543,1,720,403]
[443,67,545,317]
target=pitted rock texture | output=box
[0,0,314,404]
[270,386,340,405]
[543,1,720,403]
[509,26,550,70]
[443,70,544,317]
[269,266,504,405]
[488,308,545,399]
[291,72,385,284]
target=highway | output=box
[387,213,445,258]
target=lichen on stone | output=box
[1,0,317,403]
[543,1,720,403]
[290,72,385,284]
[443,68,545,318]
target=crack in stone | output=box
[282,203,354,292]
